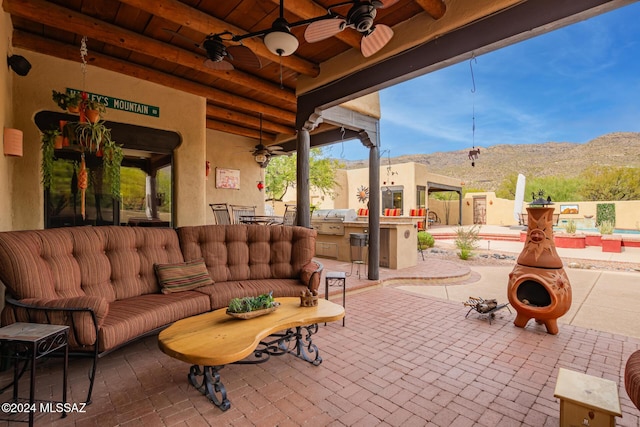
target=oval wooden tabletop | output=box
[158,297,345,366]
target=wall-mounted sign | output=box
[67,88,160,117]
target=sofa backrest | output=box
[0,226,184,302]
[177,224,316,283]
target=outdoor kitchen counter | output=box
[313,219,419,270]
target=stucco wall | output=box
[0,14,14,231]
[205,129,268,222]
[8,50,206,229]
[457,193,640,229]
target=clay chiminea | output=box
[508,196,571,335]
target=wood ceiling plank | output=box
[206,119,276,141]
[415,0,447,20]
[5,0,296,105]
[12,30,296,128]
[206,104,294,135]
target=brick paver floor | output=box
[1,284,639,426]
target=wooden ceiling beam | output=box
[206,104,294,135]
[117,0,319,77]
[270,0,361,48]
[206,119,276,141]
[415,0,447,20]
[12,30,296,126]
[4,0,296,104]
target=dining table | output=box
[239,215,284,225]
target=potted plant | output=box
[598,220,621,253]
[83,99,107,123]
[52,90,83,113]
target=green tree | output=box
[496,173,582,201]
[579,166,640,201]
[265,148,344,202]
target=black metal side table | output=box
[325,272,346,326]
[0,323,69,427]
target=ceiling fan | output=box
[304,0,400,57]
[164,30,262,71]
[252,114,287,168]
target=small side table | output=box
[0,323,69,427]
[325,272,346,326]
[554,367,621,427]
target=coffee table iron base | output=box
[187,324,322,411]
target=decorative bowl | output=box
[226,302,280,319]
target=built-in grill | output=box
[311,209,357,235]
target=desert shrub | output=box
[597,220,615,235]
[563,220,577,234]
[417,231,435,250]
[455,225,480,260]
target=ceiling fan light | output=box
[264,30,299,56]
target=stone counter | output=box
[313,218,419,269]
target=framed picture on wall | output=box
[560,204,579,214]
[215,168,240,190]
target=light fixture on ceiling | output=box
[7,54,31,76]
[254,152,269,167]
[263,17,299,57]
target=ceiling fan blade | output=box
[163,28,203,49]
[361,24,393,57]
[266,145,284,151]
[226,45,262,69]
[270,151,288,156]
[305,18,347,43]
[379,0,401,8]
[204,59,234,71]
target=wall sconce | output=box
[205,161,211,179]
[7,55,31,76]
[466,200,470,206]
[3,128,23,157]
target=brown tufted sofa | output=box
[0,224,322,403]
[626,350,640,411]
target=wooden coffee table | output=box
[158,297,345,410]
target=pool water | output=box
[554,220,640,235]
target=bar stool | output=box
[325,272,346,326]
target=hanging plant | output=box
[41,129,61,190]
[52,90,83,113]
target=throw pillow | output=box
[154,258,213,294]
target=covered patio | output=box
[5,278,639,426]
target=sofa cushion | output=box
[195,279,307,310]
[177,224,317,283]
[100,227,184,300]
[0,229,70,299]
[155,258,213,294]
[12,296,109,347]
[98,291,210,352]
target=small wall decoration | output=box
[216,168,240,190]
[356,185,369,203]
[3,128,23,157]
[560,204,579,214]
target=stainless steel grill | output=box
[311,209,357,235]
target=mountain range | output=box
[343,132,640,192]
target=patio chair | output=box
[410,208,427,231]
[230,204,256,224]
[209,203,231,225]
[283,204,297,226]
[427,210,440,226]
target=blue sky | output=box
[326,3,640,161]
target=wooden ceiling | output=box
[5,0,633,146]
